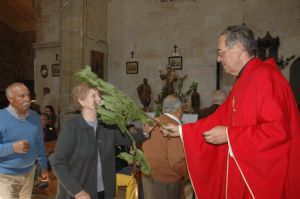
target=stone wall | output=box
[33,0,61,109]
[32,0,300,116]
[33,0,108,123]
[107,0,300,110]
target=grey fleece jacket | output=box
[52,114,146,199]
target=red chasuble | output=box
[182,58,300,199]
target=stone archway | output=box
[290,57,300,109]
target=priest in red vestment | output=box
[161,25,300,199]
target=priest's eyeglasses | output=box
[217,44,236,58]
[217,49,225,57]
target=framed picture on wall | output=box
[168,56,182,70]
[126,61,138,74]
[51,64,60,76]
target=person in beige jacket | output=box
[142,94,188,199]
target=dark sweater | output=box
[52,114,145,199]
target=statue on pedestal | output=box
[157,67,198,114]
[159,67,178,98]
[137,78,152,112]
[191,86,200,113]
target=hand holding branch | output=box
[160,123,180,137]
[143,123,154,133]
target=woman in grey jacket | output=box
[52,83,150,199]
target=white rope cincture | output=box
[179,125,198,199]
[226,127,256,199]
[226,150,229,199]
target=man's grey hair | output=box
[5,82,25,99]
[220,25,256,56]
[163,95,182,113]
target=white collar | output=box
[7,105,29,122]
[163,113,181,124]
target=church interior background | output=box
[0,0,299,123]
[0,0,299,198]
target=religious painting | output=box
[91,51,104,78]
[126,61,138,74]
[168,56,182,70]
[51,64,60,76]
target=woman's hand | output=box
[75,191,91,199]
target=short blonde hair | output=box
[72,83,96,110]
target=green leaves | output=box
[117,148,151,176]
[75,66,153,175]
[181,81,198,102]
[76,66,154,132]
[135,149,151,176]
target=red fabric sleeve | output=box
[182,105,229,199]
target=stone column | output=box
[32,0,61,114]
[33,0,108,125]
[59,0,86,124]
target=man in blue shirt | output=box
[0,82,48,199]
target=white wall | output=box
[107,0,300,110]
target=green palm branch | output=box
[75,66,155,175]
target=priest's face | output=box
[217,35,243,76]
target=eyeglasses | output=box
[217,44,235,57]
[217,49,225,57]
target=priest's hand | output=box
[203,126,228,145]
[160,123,180,137]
